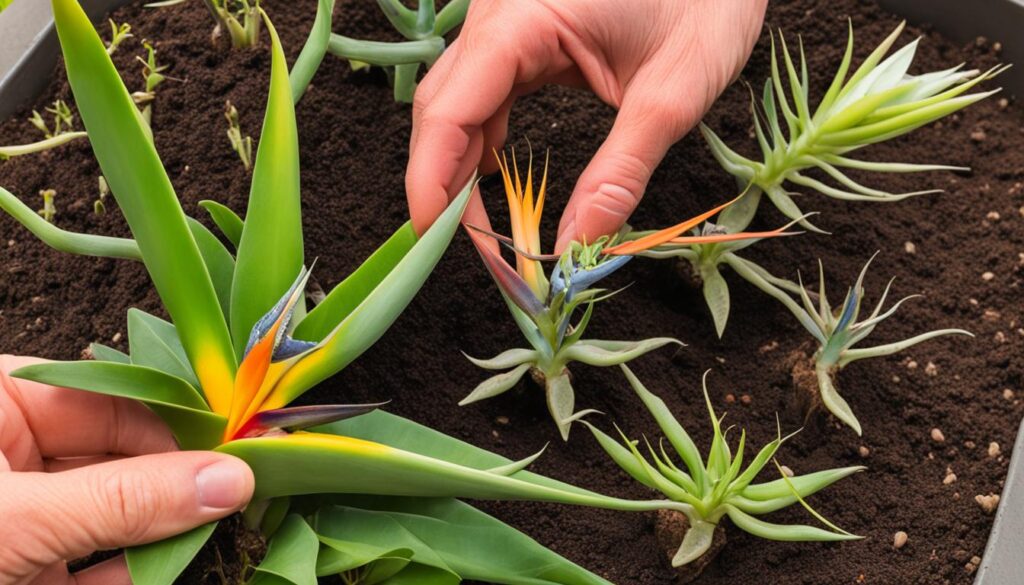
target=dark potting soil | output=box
[1,0,1022,583]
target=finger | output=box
[70,556,130,585]
[407,32,518,235]
[0,355,177,459]
[45,455,122,473]
[0,452,253,567]
[555,91,690,253]
[479,96,515,175]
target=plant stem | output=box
[327,34,445,67]
[0,132,87,159]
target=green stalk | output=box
[327,34,445,67]
[290,0,337,101]
[0,132,87,159]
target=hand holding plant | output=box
[0,355,254,585]
[404,0,767,244]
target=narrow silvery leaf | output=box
[546,372,575,441]
[487,445,547,476]
[562,338,681,367]
[460,363,532,406]
[701,264,731,338]
[724,505,860,542]
[672,519,717,567]
[464,348,538,370]
[814,363,862,435]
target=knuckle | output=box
[98,470,160,542]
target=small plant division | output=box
[132,40,170,126]
[463,149,791,440]
[36,189,56,223]
[147,0,262,48]
[224,100,253,171]
[94,175,109,215]
[632,21,1003,338]
[755,254,971,435]
[583,366,862,575]
[290,0,468,103]
[105,18,133,54]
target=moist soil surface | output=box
[1,0,1022,583]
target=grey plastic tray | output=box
[0,1,1021,584]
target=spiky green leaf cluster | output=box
[703,21,1004,232]
[585,366,863,567]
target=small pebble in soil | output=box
[988,442,1000,458]
[986,211,1001,221]
[904,241,917,254]
[893,531,908,549]
[925,362,938,376]
[982,271,995,281]
[495,416,509,425]
[111,332,122,343]
[944,467,957,485]
[740,394,752,405]
[780,465,794,477]
[965,440,977,450]
[994,331,1007,344]
[983,309,1001,322]
[965,555,982,574]
[931,428,946,443]
[1003,388,1015,400]
[724,393,736,404]
[975,493,1000,514]
[6,239,14,247]
[858,446,870,458]
[971,129,987,142]
[999,97,1009,109]
[907,360,919,370]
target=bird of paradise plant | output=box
[0,2,728,582]
[464,152,794,440]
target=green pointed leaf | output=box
[701,264,731,338]
[546,372,575,441]
[562,338,681,367]
[12,360,225,450]
[290,0,338,101]
[128,308,200,388]
[187,217,235,320]
[464,348,538,370]
[126,522,217,585]
[198,200,244,248]
[250,515,318,585]
[230,13,304,358]
[52,0,236,413]
[460,363,532,406]
[293,221,417,342]
[89,342,130,364]
[724,505,860,542]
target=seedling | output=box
[1,100,86,160]
[2,4,710,582]
[465,150,776,440]
[94,176,108,215]
[133,41,170,125]
[740,254,971,435]
[224,101,253,171]
[37,189,56,223]
[147,0,261,48]
[584,365,862,568]
[290,0,469,103]
[106,18,133,54]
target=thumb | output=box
[555,93,692,253]
[0,452,253,568]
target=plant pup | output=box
[463,150,794,440]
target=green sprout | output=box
[630,21,1002,339]
[290,0,469,103]
[224,100,253,171]
[147,0,261,48]
[94,176,109,215]
[736,254,972,435]
[132,40,171,125]
[583,365,863,568]
[106,18,133,54]
[1,100,87,161]
[37,189,57,223]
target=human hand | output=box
[406,0,767,252]
[0,355,254,585]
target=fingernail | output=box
[555,218,576,253]
[196,459,251,510]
